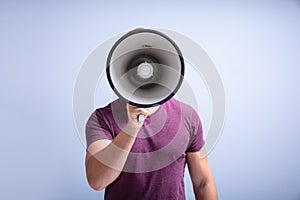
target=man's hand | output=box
[126,104,150,128]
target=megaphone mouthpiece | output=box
[136,62,154,79]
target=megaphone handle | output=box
[138,114,145,123]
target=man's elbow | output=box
[195,179,208,194]
[194,179,218,200]
[89,184,105,191]
[87,176,106,191]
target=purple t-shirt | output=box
[86,98,204,200]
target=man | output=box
[85,97,217,199]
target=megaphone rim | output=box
[106,28,185,108]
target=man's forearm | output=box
[86,125,139,190]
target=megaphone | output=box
[106,28,185,121]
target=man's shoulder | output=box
[95,102,112,114]
[93,98,127,125]
[165,98,201,125]
[95,98,122,114]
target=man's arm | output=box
[187,150,218,200]
[85,105,149,191]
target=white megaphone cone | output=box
[106,28,185,122]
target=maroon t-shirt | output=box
[86,98,204,200]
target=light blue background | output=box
[1,0,300,199]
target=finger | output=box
[127,104,150,114]
[134,108,150,115]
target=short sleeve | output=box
[85,109,113,148]
[186,108,205,152]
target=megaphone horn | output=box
[106,28,185,113]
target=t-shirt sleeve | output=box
[186,108,205,152]
[85,109,113,149]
